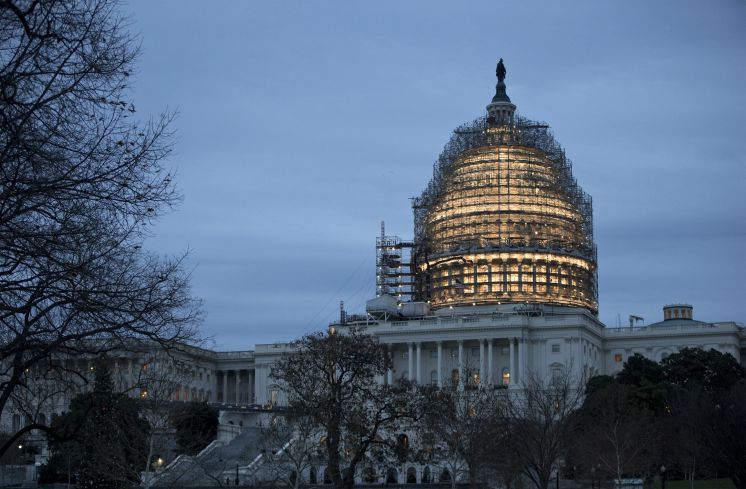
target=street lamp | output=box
[660,465,666,489]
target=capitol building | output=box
[2,60,743,485]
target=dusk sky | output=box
[128,1,746,350]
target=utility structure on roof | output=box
[410,59,598,314]
[376,221,415,302]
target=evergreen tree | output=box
[42,364,149,488]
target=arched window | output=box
[422,466,431,483]
[439,468,451,483]
[502,368,510,386]
[406,467,417,484]
[430,370,438,385]
[323,467,331,484]
[386,468,398,484]
[309,467,317,484]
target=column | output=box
[487,339,493,385]
[407,343,414,381]
[235,369,241,404]
[509,339,515,386]
[387,348,394,385]
[416,342,422,384]
[479,340,485,386]
[437,342,443,387]
[457,340,464,390]
[222,370,228,403]
[519,339,526,385]
[251,369,256,403]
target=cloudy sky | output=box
[128,1,746,350]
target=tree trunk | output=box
[143,431,156,488]
[327,423,343,489]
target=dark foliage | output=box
[662,348,746,393]
[171,402,219,456]
[572,348,746,488]
[40,364,149,489]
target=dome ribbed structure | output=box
[412,61,598,314]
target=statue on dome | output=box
[496,58,506,83]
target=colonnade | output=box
[384,337,527,388]
[217,369,255,405]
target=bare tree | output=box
[571,382,658,482]
[0,0,201,457]
[258,413,323,489]
[271,330,418,489]
[138,353,192,489]
[416,382,504,489]
[502,367,585,489]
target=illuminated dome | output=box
[412,60,598,314]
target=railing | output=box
[605,322,733,334]
[213,350,255,359]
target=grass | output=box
[650,479,735,489]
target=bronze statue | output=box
[496,58,506,83]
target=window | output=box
[402,351,408,360]
[471,347,480,358]
[430,349,438,358]
[551,366,563,384]
[430,370,438,385]
[551,344,560,353]
[614,353,623,363]
[502,368,510,386]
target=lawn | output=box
[650,479,735,489]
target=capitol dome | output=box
[412,60,598,314]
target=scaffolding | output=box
[376,221,415,302]
[411,114,598,314]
